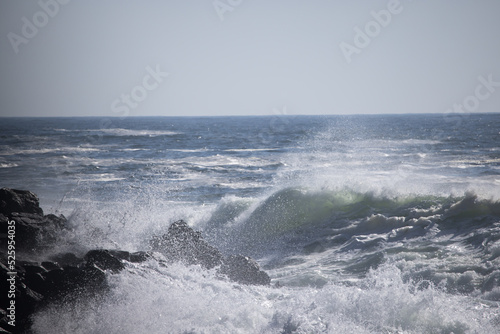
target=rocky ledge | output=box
[0,188,270,333]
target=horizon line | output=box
[1,111,499,119]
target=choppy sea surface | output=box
[1,114,500,333]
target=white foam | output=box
[0,162,18,168]
[88,128,180,137]
[0,147,101,156]
[224,148,280,152]
[30,262,497,334]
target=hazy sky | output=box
[1,0,499,117]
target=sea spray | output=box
[31,262,498,333]
[1,115,499,332]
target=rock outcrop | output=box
[0,188,43,216]
[150,220,223,269]
[0,187,67,253]
[0,249,150,333]
[218,255,271,286]
[0,188,271,334]
[150,220,271,285]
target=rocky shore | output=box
[0,188,270,333]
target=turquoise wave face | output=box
[207,187,500,251]
[202,187,500,296]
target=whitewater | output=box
[1,113,499,333]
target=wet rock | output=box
[0,253,113,332]
[1,212,68,252]
[130,251,151,263]
[150,220,271,285]
[0,188,67,253]
[42,264,107,299]
[0,260,44,332]
[0,189,273,333]
[0,188,43,216]
[105,250,151,263]
[106,250,133,261]
[41,261,61,271]
[219,255,271,286]
[48,252,81,267]
[150,220,224,269]
[84,249,125,272]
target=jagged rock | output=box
[85,249,125,273]
[130,251,151,263]
[150,220,223,269]
[0,250,128,333]
[48,252,82,267]
[41,261,62,271]
[219,255,271,286]
[0,189,273,333]
[105,250,151,263]
[150,220,271,285]
[0,189,68,253]
[0,260,44,332]
[1,212,68,252]
[0,188,43,216]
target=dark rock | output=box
[107,250,132,261]
[150,220,271,285]
[0,260,44,332]
[150,220,223,269]
[1,213,39,252]
[130,251,150,263]
[0,189,274,333]
[84,249,125,272]
[41,213,67,228]
[22,263,49,295]
[41,264,107,299]
[25,271,47,295]
[99,250,150,264]
[0,188,43,216]
[23,262,48,275]
[0,188,68,253]
[219,255,271,286]
[41,261,61,271]
[0,308,11,334]
[0,252,110,332]
[2,212,67,252]
[48,252,81,267]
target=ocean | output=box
[1,113,500,333]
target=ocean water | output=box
[1,114,500,333]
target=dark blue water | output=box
[1,114,500,333]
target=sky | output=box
[1,0,499,117]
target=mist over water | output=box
[1,114,500,333]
